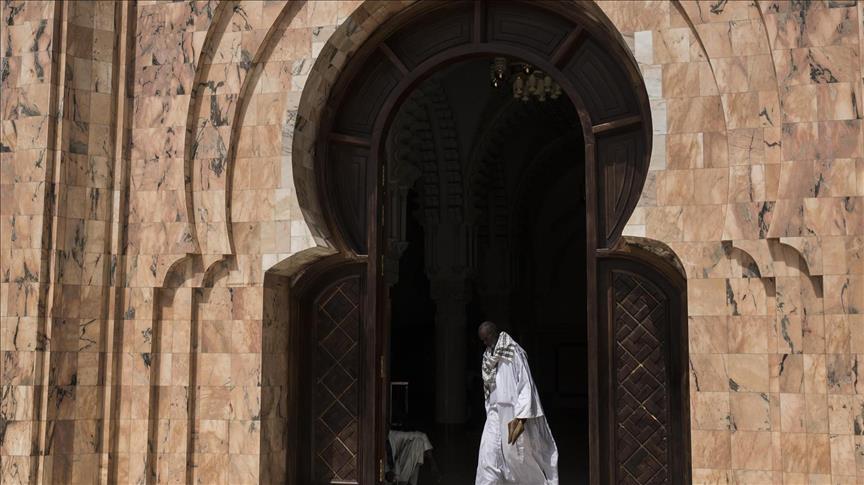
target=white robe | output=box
[476,342,558,485]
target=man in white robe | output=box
[476,321,558,485]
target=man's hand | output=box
[507,418,525,444]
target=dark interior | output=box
[387,58,588,484]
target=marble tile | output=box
[766,5,858,50]
[689,315,728,353]
[823,275,863,315]
[782,85,819,123]
[667,96,725,133]
[780,392,806,432]
[729,165,766,203]
[692,429,731,469]
[634,30,654,64]
[690,354,729,392]
[666,133,702,169]
[646,205,684,241]
[723,202,775,240]
[712,57,749,94]
[692,168,728,205]
[825,353,857,394]
[692,390,731,430]
[727,354,770,392]
[784,45,859,86]
[701,131,729,168]
[662,62,700,98]
[817,83,859,121]
[781,432,808,472]
[728,316,772,353]
[731,430,773,470]
[656,169,694,205]
[831,433,857,477]
[693,21,734,58]
[803,354,828,394]
[827,394,855,435]
[730,392,771,431]
[599,1,671,33]
[728,128,767,166]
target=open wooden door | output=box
[365,250,389,485]
[291,260,385,485]
[596,251,690,484]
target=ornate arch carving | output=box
[183,1,308,257]
[468,100,533,248]
[390,78,465,226]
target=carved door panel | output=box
[305,267,373,485]
[598,258,689,484]
[312,274,363,483]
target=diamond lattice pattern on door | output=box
[613,272,670,484]
[314,278,361,482]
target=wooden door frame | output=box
[300,1,690,483]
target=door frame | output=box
[298,1,690,483]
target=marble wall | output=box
[1,0,862,483]
[597,1,863,481]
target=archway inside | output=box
[385,58,588,483]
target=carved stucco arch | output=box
[391,77,465,226]
[181,0,309,258]
[384,78,468,280]
[471,100,581,246]
[180,0,234,256]
[467,100,532,247]
[163,0,318,288]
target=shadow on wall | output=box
[259,246,338,483]
[260,271,291,484]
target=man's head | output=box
[478,321,500,349]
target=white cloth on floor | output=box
[476,333,558,485]
[389,430,433,485]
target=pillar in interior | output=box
[430,277,470,424]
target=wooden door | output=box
[296,263,382,485]
[597,256,690,484]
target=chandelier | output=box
[490,57,562,102]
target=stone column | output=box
[430,277,470,424]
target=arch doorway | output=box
[287,2,691,484]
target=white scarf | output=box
[482,331,516,400]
